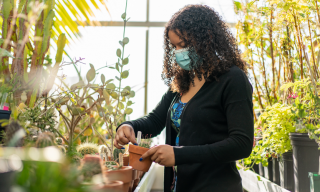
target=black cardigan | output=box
[119,65,254,192]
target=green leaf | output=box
[123,37,129,45]
[121,71,129,79]
[127,101,133,106]
[129,91,135,98]
[0,48,14,58]
[86,66,96,82]
[234,1,241,11]
[124,86,131,92]
[107,105,113,113]
[106,83,116,90]
[55,34,66,63]
[119,102,124,109]
[121,13,126,19]
[101,74,105,84]
[122,58,129,65]
[116,48,121,57]
[125,108,133,114]
[111,92,118,99]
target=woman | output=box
[114,4,253,192]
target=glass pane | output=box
[149,0,236,23]
[57,26,147,120]
[147,27,169,113]
[92,0,147,22]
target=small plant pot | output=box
[259,162,264,177]
[123,154,129,166]
[0,170,15,192]
[272,157,280,185]
[264,158,273,180]
[279,151,294,191]
[309,172,320,192]
[0,110,11,142]
[290,133,319,192]
[104,166,133,192]
[128,169,138,192]
[128,145,151,172]
[94,181,124,192]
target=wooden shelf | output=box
[239,169,291,192]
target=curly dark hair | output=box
[162,4,247,94]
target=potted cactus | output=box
[76,142,99,156]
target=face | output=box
[168,30,186,50]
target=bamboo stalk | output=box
[293,13,304,80]
[269,8,277,99]
[307,14,319,79]
[260,37,272,105]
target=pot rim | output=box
[129,144,149,155]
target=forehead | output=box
[168,30,182,44]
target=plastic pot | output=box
[264,158,273,180]
[309,172,320,192]
[128,145,151,172]
[104,166,133,192]
[0,110,11,142]
[259,162,264,177]
[0,171,15,192]
[272,157,280,185]
[279,151,294,191]
[290,133,319,192]
[252,163,259,173]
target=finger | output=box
[115,134,125,149]
[154,156,162,164]
[118,130,130,144]
[123,126,137,144]
[117,131,129,145]
[141,147,158,160]
[150,153,158,162]
[114,139,123,149]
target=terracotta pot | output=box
[129,145,151,172]
[104,166,133,192]
[123,155,129,166]
[132,178,140,191]
[128,169,138,192]
[94,181,124,192]
[137,170,144,179]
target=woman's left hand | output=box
[140,145,175,167]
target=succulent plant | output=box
[4,121,24,147]
[35,133,54,148]
[81,155,102,182]
[76,142,99,156]
[56,137,63,145]
[43,131,56,143]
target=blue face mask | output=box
[174,48,202,70]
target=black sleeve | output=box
[117,88,177,138]
[173,71,254,164]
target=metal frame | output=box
[82,0,236,115]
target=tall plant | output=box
[0,0,66,111]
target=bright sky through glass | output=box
[56,0,236,120]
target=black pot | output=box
[273,157,280,185]
[0,171,15,191]
[0,110,11,142]
[264,157,273,180]
[259,162,264,177]
[289,133,319,192]
[252,163,259,173]
[279,151,294,191]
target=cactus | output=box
[35,133,54,148]
[76,142,99,156]
[71,155,81,165]
[43,131,56,143]
[113,148,125,163]
[81,155,102,182]
[57,145,66,153]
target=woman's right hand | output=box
[114,124,138,149]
